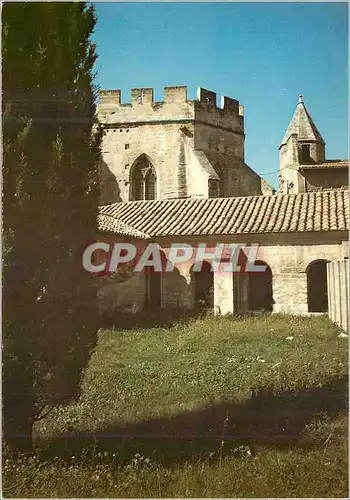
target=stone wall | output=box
[92,235,148,316]
[95,231,348,317]
[244,236,347,314]
[98,87,194,202]
[304,168,348,192]
[278,135,305,194]
[97,86,267,203]
[155,233,348,315]
[279,134,299,172]
[97,272,147,316]
[96,221,348,314]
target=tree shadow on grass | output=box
[99,307,270,331]
[38,374,348,466]
[99,307,209,331]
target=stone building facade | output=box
[95,89,348,317]
[278,95,348,194]
[97,86,273,205]
[97,191,348,316]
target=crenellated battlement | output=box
[99,89,122,105]
[97,86,244,135]
[98,86,189,107]
[98,85,250,206]
[98,86,243,114]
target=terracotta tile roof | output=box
[99,190,348,237]
[300,160,348,169]
[97,214,150,239]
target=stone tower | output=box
[97,86,270,204]
[278,95,326,194]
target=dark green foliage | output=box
[2,2,101,452]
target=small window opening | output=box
[300,144,311,163]
[208,180,220,198]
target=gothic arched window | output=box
[131,155,157,201]
[145,169,156,200]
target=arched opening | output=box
[146,267,161,308]
[191,261,214,310]
[248,261,273,312]
[132,166,143,201]
[307,260,328,312]
[144,169,157,200]
[145,250,167,308]
[130,154,157,201]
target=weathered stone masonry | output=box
[97,86,271,204]
[98,190,348,316]
[96,90,348,317]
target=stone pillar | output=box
[214,270,235,315]
[237,274,249,312]
[327,260,349,331]
[327,262,336,323]
[334,262,341,326]
[339,260,349,331]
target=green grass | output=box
[3,313,348,497]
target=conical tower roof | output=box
[279,95,325,148]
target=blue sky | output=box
[92,2,348,188]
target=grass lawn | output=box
[3,313,348,498]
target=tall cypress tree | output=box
[3,2,101,452]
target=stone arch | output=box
[300,255,329,273]
[248,260,274,312]
[306,259,329,312]
[190,260,214,310]
[130,154,157,201]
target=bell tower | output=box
[278,95,325,193]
